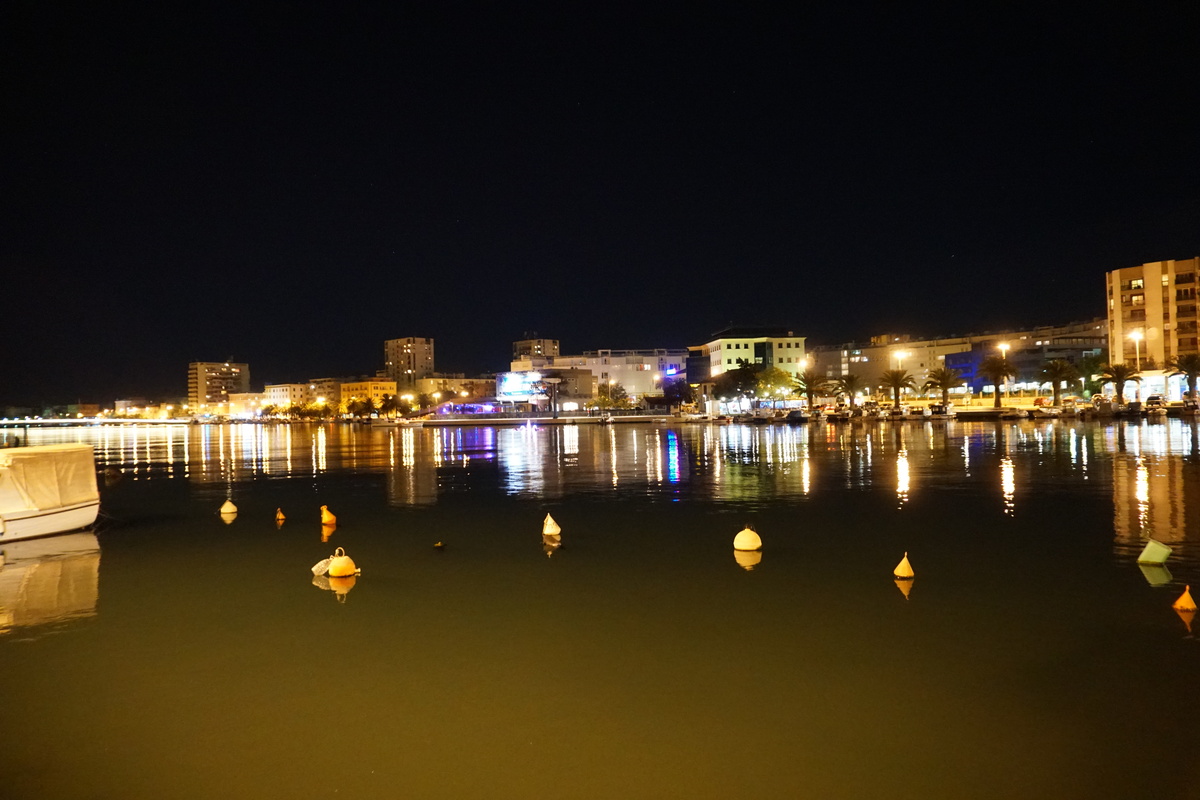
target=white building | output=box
[689,327,807,380]
[510,348,688,398]
[263,383,314,409]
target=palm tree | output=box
[378,394,400,419]
[879,369,916,411]
[923,366,964,406]
[978,355,1018,408]
[792,368,831,410]
[833,374,865,408]
[1168,353,1200,401]
[1041,359,1080,407]
[1099,363,1142,405]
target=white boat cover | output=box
[0,444,99,515]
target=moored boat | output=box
[0,444,100,543]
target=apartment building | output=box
[1106,257,1200,367]
[187,361,250,410]
[384,337,434,390]
[340,378,397,407]
[687,326,807,382]
[510,348,688,397]
[513,336,560,359]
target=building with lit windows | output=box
[263,383,313,410]
[510,348,688,398]
[513,336,559,359]
[414,374,496,400]
[384,337,434,390]
[1106,257,1200,369]
[339,379,397,408]
[187,361,250,412]
[687,327,807,382]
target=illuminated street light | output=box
[998,342,1011,401]
[894,350,909,370]
[1129,329,1143,371]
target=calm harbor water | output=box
[2,419,1199,799]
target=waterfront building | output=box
[496,368,594,410]
[263,383,313,410]
[687,326,807,382]
[1106,257,1200,368]
[228,392,266,418]
[414,374,496,400]
[340,378,397,408]
[384,337,434,390]
[307,377,349,409]
[513,336,559,359]
[510,348,688,398]
[187,361,250,411]
[810,319,1106,399]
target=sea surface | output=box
[1,419,1198,799]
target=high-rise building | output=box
[187,362,250,411]
[384,337,434,390]
[513,336,560,359]
[1106,257,1200,368]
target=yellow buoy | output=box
[320,505,337,525]
[275,508,286,522]
[220,499,237,514]
[733,526,762,551]
[543,513,561,537]
[894,552,914,580]
[328,546,358,578]
[1173,585,1197,612]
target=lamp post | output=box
[544,378,563,419]
[1129,329,1143,371]
[894,350,909,370]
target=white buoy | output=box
[733,526,762,551]
[220,499,237,514]
[894,552,914,580]
[543,513,561,537]
[1137,539,1172,565]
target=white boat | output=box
[373,418,425,428]
[998,407,1028,419]
[0,444,100,543]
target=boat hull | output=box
[0,500,100,543]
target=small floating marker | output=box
[434,541,445,550]
[733,525,762,551]
[894,578,914,600]
[1174,585,1197,613]
[734,550,762,571]
[1137,539,1172,565]
[320,505,337,525]
[328,547,359,578]
[220,499,237,515]
[275,508,286,522]
[894,552,915,580]
[543,513,561,537]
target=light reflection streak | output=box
[896,448,910,506]
[1001,456,1015,515]
[1135,456,1150,534]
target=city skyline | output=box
[4,4,1199,404]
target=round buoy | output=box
[894,552,915,579]
[733,526,762,551]
[320,505,337,525]
[328,547,357,578]
[275,508,286,522]
[220,499,237,514]
[1174,585,1197,612]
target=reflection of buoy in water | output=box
[327,575,356,601]
[734,549,762,571]
[320,505,337,525]
[220,499,237,514]
[1174,585,1197,612]
[1177,607,1195,635]
[321,523,336,542]
[894,552,914,580]
[542,533,561,556]
[328,547,358,578]
[543,513,561,537]
[275,508,286,522]
[895,578,914,599]
[733,526,762,551]
[220,512,237,525]
[434,541,445,550]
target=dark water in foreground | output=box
[2,420,1199,799]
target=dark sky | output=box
[4,3,1200,405]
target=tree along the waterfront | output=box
[879,369,917,411]
[1041,359,1080,407]
[978,355,1018,408]
[1168,353,1200,400]
[1099,363,1142,405]
[832,374,865,408]
[792,368,831,410]
[922,366,964,406]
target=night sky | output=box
[5,3,1200,405]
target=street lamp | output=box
[894,350,909,370]
[1129,329,1143,371]
[544,377,563,419]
